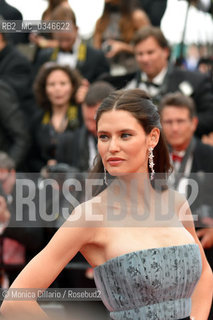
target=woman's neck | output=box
[108,173,153,202]
[51,103,69,132]
[51,103,69,115]
[105,175,156,224]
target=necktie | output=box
[171,153,184,163]
[143,81,160,88]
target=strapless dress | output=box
[94,243,202,320]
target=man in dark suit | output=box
[33,6,109,86]
[56,81,115,171]
[160,92,213,176]
[0,81,30,170]
[0,30,36,118]
[160,92,213,209]
[160,92,213,287]
[126,26,213,138]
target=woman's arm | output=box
[177,194,213,320]
[0,206,95,319]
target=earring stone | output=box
[148,147,155,180]
[104,167,108,185]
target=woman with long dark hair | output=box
[1,89,212,319]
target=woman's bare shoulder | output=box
[162,188,194,224]
[160,188,189,215]
[162,188,187,203]
[66,190,107,228]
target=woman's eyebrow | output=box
[98,129,136,133]
[120,129,136,132]
[97,130,109,134]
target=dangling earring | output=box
[148,147,155,180]
[104,167,108,186]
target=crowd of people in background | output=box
[0,0,213,318]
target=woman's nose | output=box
[108,137,120,152]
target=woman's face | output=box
[45,70,73,107]
[97,109,157,176]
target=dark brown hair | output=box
[92,89,172,190]
[94,0,149,45]
[159,92,196,119]
[133,25,169,49]
[34,63,81,111]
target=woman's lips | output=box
[107,158,125,166]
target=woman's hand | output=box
[104,40,133,58]
[29,33,58,49]
[202,132,213,146]
[75,79,90,104]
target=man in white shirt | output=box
[126,26,213,138]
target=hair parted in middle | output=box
[91,89,172,190]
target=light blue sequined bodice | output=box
[94,244,201,320]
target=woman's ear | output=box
[148,128,160,148]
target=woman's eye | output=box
[121,133,131,139]
[98,134,108,140]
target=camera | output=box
[102,41,112,54]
